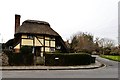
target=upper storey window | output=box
[27,35,33,39]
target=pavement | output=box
[0,61,105,70]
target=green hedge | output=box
[7,52,34,66]
[45,53,95,66]
[6,46,34,66]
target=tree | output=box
[94,38,115,55]
[110,47,120,55]
[70,32,94,53]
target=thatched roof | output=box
[14,20,69,52]
[15,20,59,36]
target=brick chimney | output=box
[15,14,21,33]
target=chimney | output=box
[15,14,21,33]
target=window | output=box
[50,41,55,47]
[50,47,55,52]
[45,40,49,46]
[56,46,61,49]
[50,37,55,40]
[27,35,33,39]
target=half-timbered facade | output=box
[14,34,57,57]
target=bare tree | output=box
[96,38,115,48]
[94,38,115,55]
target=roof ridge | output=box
[24,20,49,25]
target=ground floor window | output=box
[50,47,55,52]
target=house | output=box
[13,14,68,58]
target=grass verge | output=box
[100,55,120,62]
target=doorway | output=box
[35,46,41,57]
[34,46,44,65]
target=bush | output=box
[5,51,22,66]
[45,53,95,66]
[45,53,64,66]
[20,46,32,55]
[20,46,34,65]
[64,53,92,65]
[6,46,34,66]
[8,52,23,66]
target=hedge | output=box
[45,53,95,66]
[6,52,34,66]
[6,46,34,66]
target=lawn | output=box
[100,55,120,62]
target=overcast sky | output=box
[0,0,119,45]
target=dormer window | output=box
[27,35,33,39]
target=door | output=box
[35,46,44,65]
[35,46,41,57]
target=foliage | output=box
[20,46,32,54]
[95,38,115,48]
[93,37,120,55]
[45,53,95,66]
[69,32,119,55]
[103,47,111,55]
[6,46,34,66]
[70,32,94,53]
[110,47,120,55]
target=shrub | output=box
[64,53,92,65]
[45,53,95,66]
[45,53,64,66]
[6,46,34,66]
[20,46,32,55]
[7,52,23,66]
[20,46,34,65]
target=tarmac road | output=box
[1,55,119,78]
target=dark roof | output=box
[5,39,14,47]
[15,20,59,36]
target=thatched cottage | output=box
[13,14,68,57]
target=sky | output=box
[0,0,119,45]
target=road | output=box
[1,55,119,78]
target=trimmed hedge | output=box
[7,52,34,66]
[6,46,34,66]
[45,53,95,66]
